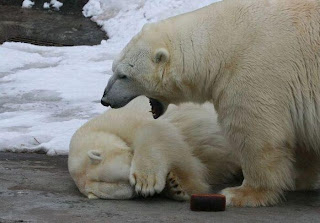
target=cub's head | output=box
[69,133,135,200]
[101,23,186,119]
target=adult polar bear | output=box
[101,0,320,207]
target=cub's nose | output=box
[101,98,110,107]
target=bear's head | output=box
[69,133,136,200]
[101,23,190,119]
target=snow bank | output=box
[83,0,219,50]
[1,0,220,155]
[22,0,35,9]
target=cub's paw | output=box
[129,162,167,197]
[220,185,282,207]
[165,172,190,201]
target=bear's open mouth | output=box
[149,98,165,119]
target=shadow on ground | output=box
[0,152,319,223]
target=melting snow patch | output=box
[0,42,111,155]
[43,2,50,9]
[50,0,63,10]
[22,0,35,8]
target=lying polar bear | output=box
[68,96,240,200]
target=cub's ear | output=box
[154,48,169,64]
[87,150,102,165]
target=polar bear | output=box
[101,0,320,206]
[69,96,240,200]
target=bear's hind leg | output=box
[219,117,296,207]
[164,171,190,201]
[221,143,295,206]
[164,164,210,201]
[221,181,285,207]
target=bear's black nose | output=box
[101,98,110,107]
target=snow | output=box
[43,1,63,10]
[43,2,50,9]
[22,0,35,9]
[83,0,219,50]
[1,0,220,155]
[50,0,63,10]
[0,41,113,155]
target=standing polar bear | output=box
[69,96,240,200]
[101,0,320,206]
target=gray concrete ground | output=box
[0,152,319,223]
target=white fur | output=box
[68,96,240,200]
[108,0,320,206]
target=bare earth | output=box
[0,152,319,223]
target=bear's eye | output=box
[118,74,128,79]
[128,63,134,68]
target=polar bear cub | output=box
[68,96,240,200]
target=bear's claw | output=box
[129,166,167,197]
[165,172,190,201]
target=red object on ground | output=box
[190,194,226,212]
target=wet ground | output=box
[0,152,319,223]
[0,0,106,46]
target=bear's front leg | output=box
[129,148,168,197]
[130,121,187,197]
[219,108,295,207]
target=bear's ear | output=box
[87,150,102,165]
[153,48,169,64]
